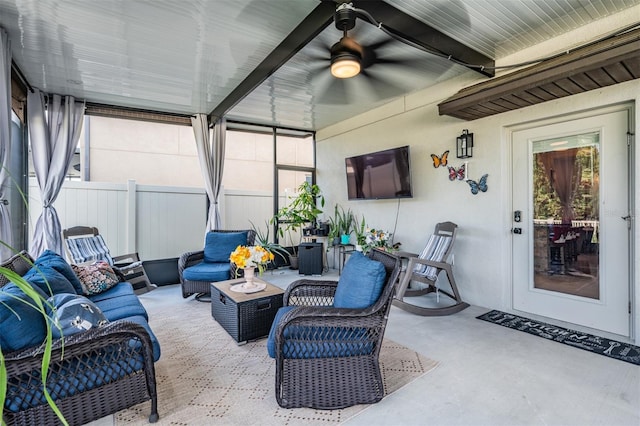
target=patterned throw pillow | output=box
[71,261,120,295]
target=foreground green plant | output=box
[1,250,67,425]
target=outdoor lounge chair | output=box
[393,221,469,316]
[178,229,256,301]
[267,248,401,409]
[62,226,155,294]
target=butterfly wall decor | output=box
[430,150,449,168]
[467,174,488,195]
[447,164,466,181]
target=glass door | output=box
[512,109,630,336]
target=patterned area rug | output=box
[478,310,640,365]
[116,302,438,425]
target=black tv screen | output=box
[345,146,413,200]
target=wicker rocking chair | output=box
[269,249,401,409]
[393,221,469,316]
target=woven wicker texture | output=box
[178,229,256,299]
[115,291,438,425]
[1,251,158,425]
[273,249,402,409]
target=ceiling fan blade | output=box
[315,75,351,105]
[358,68,409,101]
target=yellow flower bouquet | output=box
[229,245,274,276]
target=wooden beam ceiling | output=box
[438,28,640,121]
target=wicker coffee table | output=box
[210,277,284,344]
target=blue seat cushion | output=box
[124,315,161,361]
[0,282,48,353]
[203,231,248,263]
[33,250,84,294]
[267,306,372,359]
[22,265,77,297]
[93,294,148,322]
[182,261,231,282]
[333,251,386,309]
[88,281,135,302]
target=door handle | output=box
[512,228,522,234]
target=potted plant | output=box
[273,181,324,269]
[353,214,367,251]
[249,220,290,269]
[335,205,354,244]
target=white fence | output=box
[27,179,276,261]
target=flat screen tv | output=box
[345,145,413,200]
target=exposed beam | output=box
[438,28,640,120]
[353,0,494,78]
[208,1,336,123]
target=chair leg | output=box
[392,266,469,316]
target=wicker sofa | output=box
[0,250,160,425]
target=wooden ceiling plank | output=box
[513,90,546,105]
[488,97,522,111]
[603,62,634,82]
[584,68,617,86]
[472,103,505,115]
[524,87,557,102]
[539,82,573,97]
[437,28,640,118]
[622,57,640,78]
[568,73,601,91]
[554,77,586,94]
[501,93,534,108]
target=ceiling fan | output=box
[309,2,430,104]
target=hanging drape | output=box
[0,28,12,260]
[191,114,226,231]
[28,89,84,257]
[538,148,581,224]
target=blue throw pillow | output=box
[333,252,386,309]
[46,293,109,339]
[0,283,48,353]
[34,249,84,294]
[23,265,77,297]
[203,231,248,263]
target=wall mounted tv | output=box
[345,145,413,200]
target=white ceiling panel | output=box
[2,0,638,130]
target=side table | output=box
[210,278,284,344]
[333,243,355,274]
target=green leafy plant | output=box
[335,205,354,237]
[0,172,68,424]
[273,181,324,257]
[249,220,289,266]
[0,248,68,425]
[353,214,367,247]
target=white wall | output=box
[315,18,640,339]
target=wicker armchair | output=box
[178,229,256,300]
[271,249,401,409]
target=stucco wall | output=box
[316,76,639,339]
[314,8,640,341]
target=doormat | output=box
[477,310,640,366]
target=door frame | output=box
[504,102,636,342]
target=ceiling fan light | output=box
[331,56,361,79]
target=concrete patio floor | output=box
[91,267,639,426]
